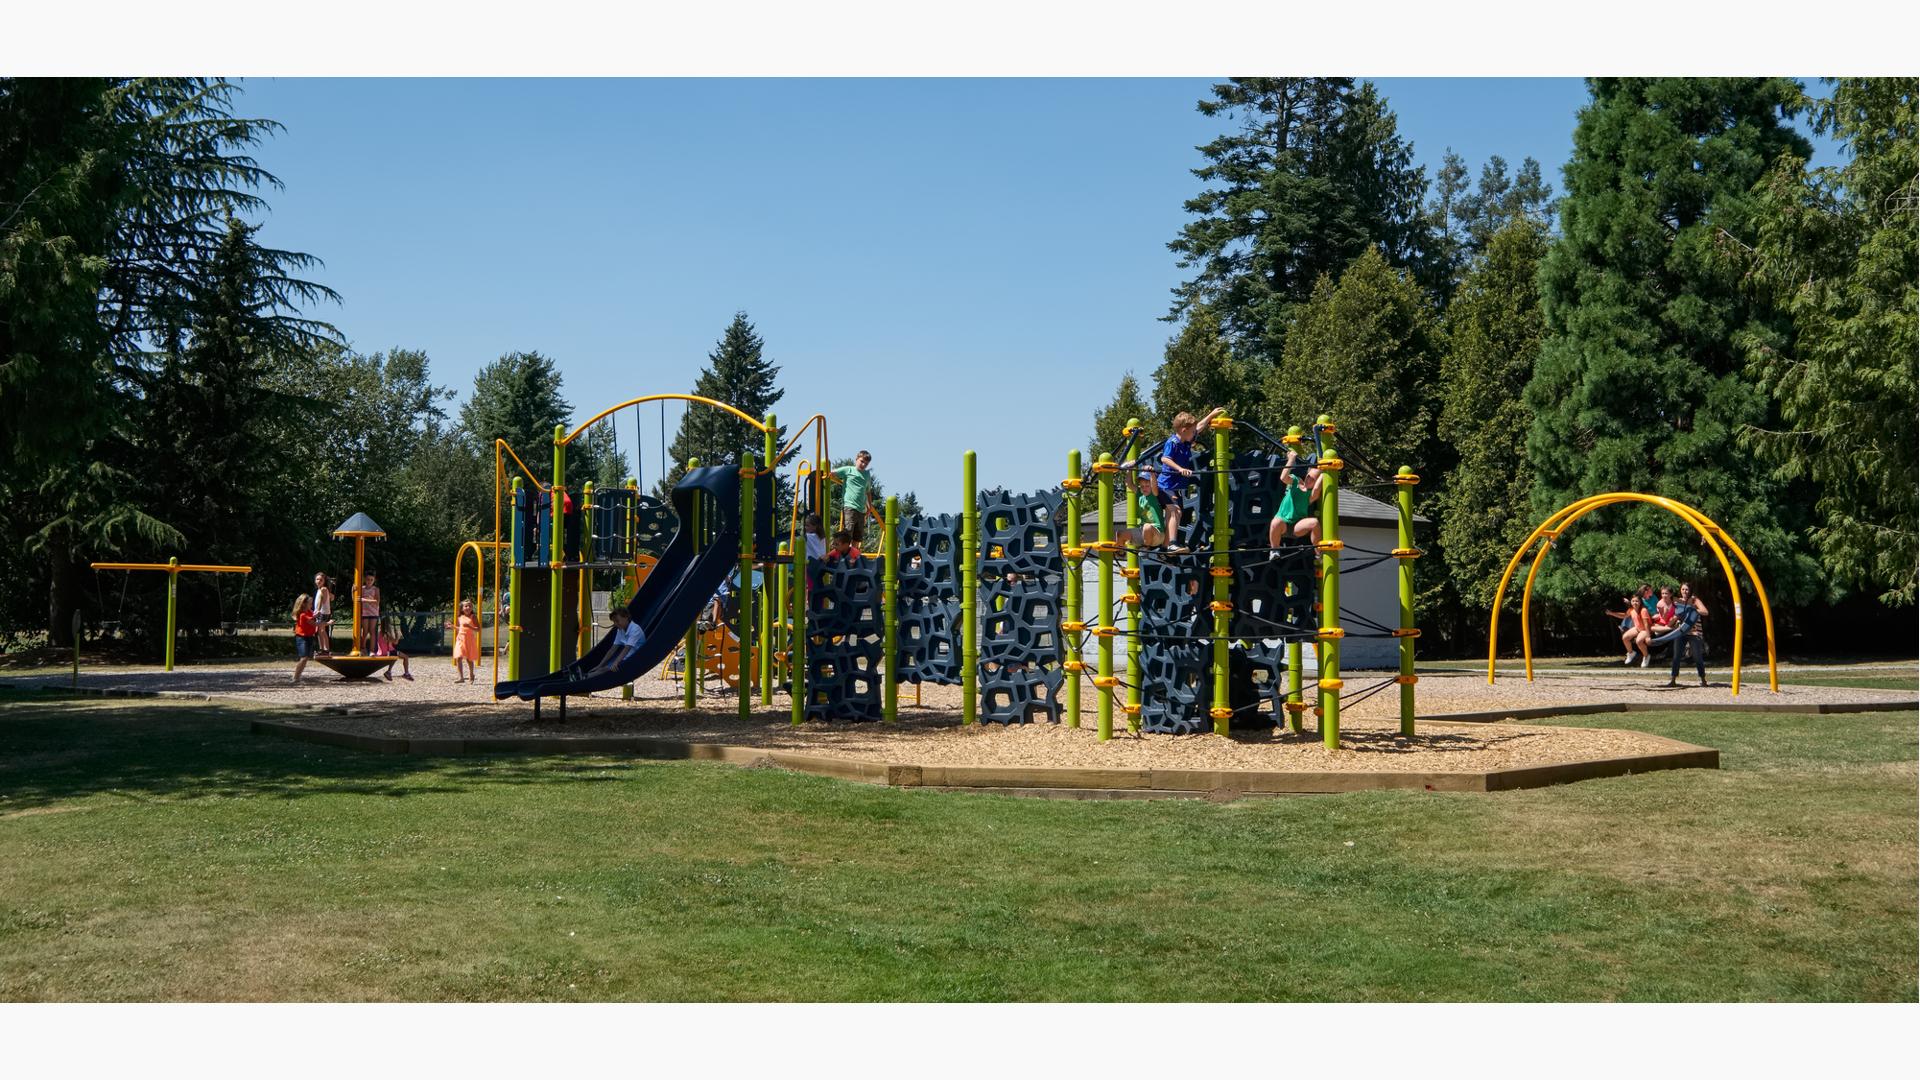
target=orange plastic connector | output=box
[1394,473,1421,485]
[1120,567,1140,579]
[1208,566,1234,578]
[1093,626,1119,637]
[1209,600,1233,613]
[1063,660,1087,672]
[1283,702,1309,713]
[1315,539,1346,553]
[1093,675,1120,688]
[1318,457,1345,472]
[1064,546,1087,559]
[1395,675,1419,686]
[1391,628,1422,638]
[1318,678,1345,691]
[1209,706,1233,720]
[1061,620,1088,632]
[1090,460,1121,474]
[1061,477,1084,491]
[1088,540,1123,554]
[1315,422,1339,435]
[1392,547,1424,558]
[1209,416,1234,430]
[1121,592,1141,605]
[1121,703,1141,716]
[1316,627,1346,640]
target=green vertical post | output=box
[883,495,900,722]
[1286,639,1304,734]
[1319,416,1342,748]
[685,456,700,710]
[509,477,523,680]
[1095,453,1114,742]
[1064,449,1082,728]
[623,476,636,701]
[961,450,978,725]
[738,455,756,723]
[791,532,807,725]
[164,556,179,671]
[1396,465,1418,736]
[1124,420,1142,733]
[761,414,777,705]
[1210,418,1232,736]
[548,424,566,676]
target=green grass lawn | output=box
[1,692,1913,1001]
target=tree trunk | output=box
[48,540,76,648]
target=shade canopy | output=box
[332,512,386,539]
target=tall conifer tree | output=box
[657,312,785,498]
[1526,77,1819,609]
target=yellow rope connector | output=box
[1093,626,1119,637]
[1283,702,1309,713]
[1316,422,1339,435]
[1061,477,1084,491]
[1061,620,1088,632]
[1209,706,1233,720]
[1063,659,1087,672]
[1318,678,1345,691]
[1093,675,1120,688]
[1121,592,1141,605]
[1391,627,1422,638]
[1391,547,1424,558]
[1208,566,1234,578]
[1318,457,1345,472]
[1090,460,1121,474]
[1087,540,1124,554]
[1208,600,1233,613]
[1395,675,1419,686]
[1316,627,1346,640]
[1210,416,1234,430]
[1315,539,1346,553]
[1394,473,1421,485]
[1063,546,1087,560]
[1120,567,1140,579]
[1121,703,1141,715]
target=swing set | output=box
[88,557,253,670]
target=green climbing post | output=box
[1319,417,1342,749]
[685,456,700,710]
[164,556,179,671]
[1096,453,1114,742]
[791,532,808,726]
[1286,639,1303,734]
[1124,419,1142,733]
[548,424,566,677]
[761,414,777,706]
[1064,449,1082,728]
[1210,417,1232,736]
[884,495,900,722]
[738,455,755,724]
[1396,465,1418,736]
[961,450,978,725]
[623,475,636,701]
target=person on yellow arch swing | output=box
[829,449,877,544]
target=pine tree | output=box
[657,312,786,498]
[1168,78,1434,365]
[1434,221,1550,615]
[1086,373,1156,465]
[1526,77,1819,611]
[459,350,573,468]
[1457,155,1555,251]
[1730,77,1918,604]
[1259,247,1441,474]
[1150,305,1255,427]
[1424,150,1473,287]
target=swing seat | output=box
[313,655,400,680]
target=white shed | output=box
[1073,489,1428,670]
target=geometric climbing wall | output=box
[976,488,1065,724]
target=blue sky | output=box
[233,77,1792,509]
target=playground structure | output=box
[476,398,1425,747]
[1486,493,1780,695]
[314,512,399,680]
[87,557,253,670]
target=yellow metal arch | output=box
[452,540,506,672]
[562,394,770,446]
[1488,493,1778,694]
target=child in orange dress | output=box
[453,599,481,682]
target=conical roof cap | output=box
[332,512,386,538]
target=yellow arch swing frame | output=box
[1487,493,1779,695]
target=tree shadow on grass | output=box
[0,693,652,813]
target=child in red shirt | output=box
[292,594,318,683]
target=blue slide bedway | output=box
[493,463,769,709]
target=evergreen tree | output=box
[1150,305,1255,427]
[1086,373,1156,465]
[1168,78,1434,365]
[1457,155,1555,250]
[459,350,573,468]
[1423,150,1473,286]
[1259,247,1442,475]
[657,312,786,496]
[1526,77,1819,613]
[1434,221,1550,614]
[1730,77,1918,604]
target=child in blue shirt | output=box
[1155,406,1224,553]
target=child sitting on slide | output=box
[585,608,647,678]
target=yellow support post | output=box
[1096,453,1115,741]
[1065,449,1082,728]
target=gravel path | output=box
[7,657,1912,775]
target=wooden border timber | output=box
[247,717,1721,798]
